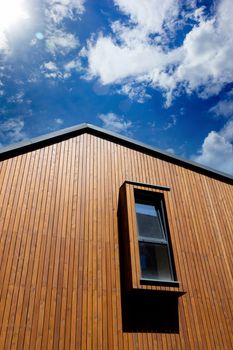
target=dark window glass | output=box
[139,242,172,280]
[135,203,165,241]
[135,190,175,282]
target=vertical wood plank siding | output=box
[0,133,232,349]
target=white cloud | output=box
[54,118,64,125]
[98,112,133,134]
[119,83,150,103]
[41,61,60,78]
[7,91,25,104]
[165,147,175,154]
[85,0,233,106]
[27,73,40,83]
[41,60,70,79]
[209,100,233,118]
[41,59,82,79]
[43,1,85,57]
[0,118,26,144]
[46,0,85,24]
[41,61,59,79]
[86,34,181,85]
[193,119,233,175]
[46,29,78,55]
[0,32,9,53]
[64,58,82,72]
[166,1,233,100]
[44,61,58,71]
[114,0,178,34]
[163,115,177,130]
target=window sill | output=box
[139,278,185,295]
[140,278,180,287]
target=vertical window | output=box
[135,190,175,282]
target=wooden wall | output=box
[0,132,232,349]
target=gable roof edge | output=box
[0,122,233,184]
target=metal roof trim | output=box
[0,122,233,183]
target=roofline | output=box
[0,122,233,184]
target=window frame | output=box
[135,189,176,283]
[119,181,182,292]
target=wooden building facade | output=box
[0,124,232,349]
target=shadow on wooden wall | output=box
[121,289,179,333]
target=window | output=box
[119,181,181,291]
[135,190,175,282]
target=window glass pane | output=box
[139,242,172,281]
[135,203,164,240]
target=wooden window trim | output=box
[119,181,185,295]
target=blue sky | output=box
[0,0,233,174]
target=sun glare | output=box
[0,0,29,30]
